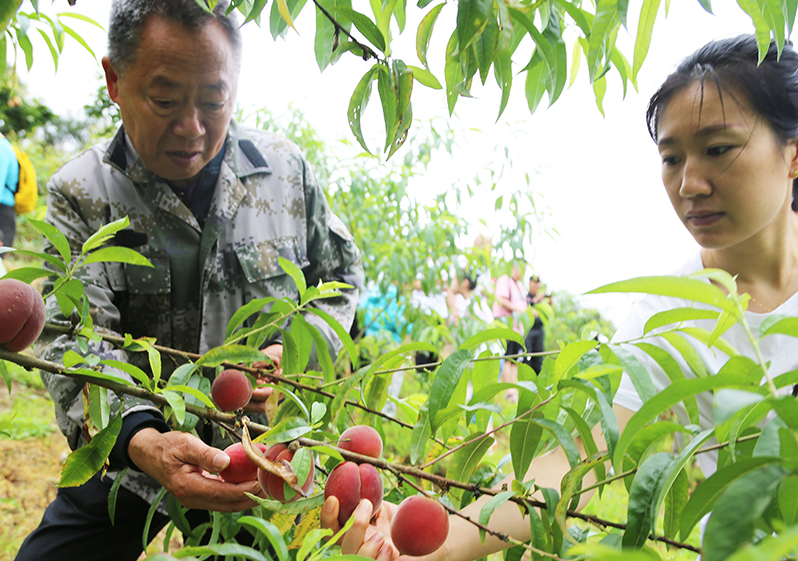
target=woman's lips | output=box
[686,211,724,227]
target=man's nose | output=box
[173,106,205,139]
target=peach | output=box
[0,278,45,352]
[390,495,449,557]
[338,425,383,460]
[211,369,252,412]
[323,460,383,526]
[257,444,315,502]
[219,442,267,483]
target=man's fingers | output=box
[321,496,342,532]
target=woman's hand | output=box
[321,496,398,561]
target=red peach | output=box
[211,369,252,412]
[338,425,383,460]
[323,460,383,526]
[0,278,45,352]
[257,444,315,502]
[390,495,449,557]
[218,442,267,483]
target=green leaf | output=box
[196,345,266,368]
[523,55,548,115]
[714,389,765,425]
[632,0,660,79]
[224,297,279,340]
[703,464,787,561]
[623,452,674,547]
[588,275,736,313]
[554,340,597,380]
[457,0,492,52]
[531,418,580,467]
[493,48,513,120]
[5,248,66,272]
[60,22,96,60]
[82,247,153,267]
[410,404,432,464]
[332,7,386,52]
[660,331,708,378]
[615,373,749,471]
[416,3,444,66]
[303,320,334,381]
[101,359,152,388]
[108,467,128,525]
[29,219,71,266]
[428,349,472,433]
[81,216,130,254]
[348,66,378,153]
[510,392,543,482]
[679,456,782,540]
[278,256,307,295]
[478,490,516,541]
[243,0,269,24]
[2,266,53,283]
[447,432,494,508]
[162,390,186,425]
[59,413,123,487]
[663,468,688,540]
[612,345,658,403]
[55,12,105,29]
[143,487,168,551]
[66,367,135,387]
[407,64,441,89]
[643,307,720,334]
[175,544,269,561]
[88,383,110,430]
[237,516,289,561]
[261,416,312,443]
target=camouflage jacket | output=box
[38,121,363,505]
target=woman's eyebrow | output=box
[658,123,743,146]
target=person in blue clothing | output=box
[0,134,20,257]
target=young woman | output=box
[320,34,798,561]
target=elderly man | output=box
[15,1,363,560]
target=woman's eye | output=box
[707,145,732,156]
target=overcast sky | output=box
[17,0,758,325]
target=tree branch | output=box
[310,0,382,62]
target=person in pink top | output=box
[491,262,527,398]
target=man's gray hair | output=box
[107,0,242,74]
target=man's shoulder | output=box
[238,127,304,158]
[52,138,115,181]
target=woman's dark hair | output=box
[646,34,798,209]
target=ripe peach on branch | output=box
[211,369,253,412]
[337,425,383,460]
[391,495,449,557]
[0,278,45,352]
[323,460,383,526]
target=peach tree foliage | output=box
[2,219,798,561]
[3,0,796,158]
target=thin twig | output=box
[419,395,556,470]
[310,0,382,62]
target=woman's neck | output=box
[701,213,798,312]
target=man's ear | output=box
[102,56,121,103]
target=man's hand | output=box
[246,343,283,414]
[128,428,261,512]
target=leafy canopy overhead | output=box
[1,0,790,157]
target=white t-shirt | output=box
[612,252,798,475]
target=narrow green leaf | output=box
[643,307,720,334]
[615,373,749,471]
[162,390,186,426]
[407,64,442,89]
[457,0,492,52]
[196,345,266,368]
[2,266,54,283]
[447,432,494,508]
[332,7,386,52]
[175,544,269,561]
[277,256,307,295]
[88,383,110,430]
[703,464,787,561]
[428,349,472,432]
[348,66,378,153]
[510,391,543,481]
[237,516,289,561]
[554,340,597,380]
[478,490,516,541]
[531,418,580,466]
[410,404,431,464]
[662,468,688,540]
[623,452,675,548]
[588,275,736,312]
[224,297,278,341]
[612,345,658,403]
[493,48,513,120]
[679,456,782,540]
[632,0,660,79]
[778,475,798,526]
[81,216,130,254]
[108,467,128,525]
[59,413,123,487]
[82,247,153,267]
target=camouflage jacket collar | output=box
[102,120,272,185]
